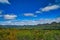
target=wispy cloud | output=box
[0,15,2,17]
[4,14,17,20]
[24,13,37,17]
[0,10,3,17]
[35,11,41,13]
[41,5,60,12]
[0,10,3,14]
[0,0,10,4]
[36,5,60,13]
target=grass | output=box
[0,28,60,40]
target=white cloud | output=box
[55,17,60,23]
[0,17,60,25]
[24,13,34,16]
[0,20,38,25]
[0,0,10,4]
[0,15,2,17]
[0,10,3,17]
[4,14,17,20]
[24,13,37,17]
[35,5,60,13]
[41,5,60,12]
[35,11,41,13]
[38,17,60,24]
[0,10,3,14]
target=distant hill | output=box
[0,22,60,29]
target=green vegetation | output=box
[0,22,60,40]
[0,28,60,40]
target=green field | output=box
[0,28,60,40]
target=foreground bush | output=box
[0,29,60,40]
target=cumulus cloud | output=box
[0,17,60,25]
[0,0,10,4]
[24,13,37,17]
[0,20,38,25]
[38,17,60,24]
[4,14,17,20]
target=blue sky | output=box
[0,0,60,25]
